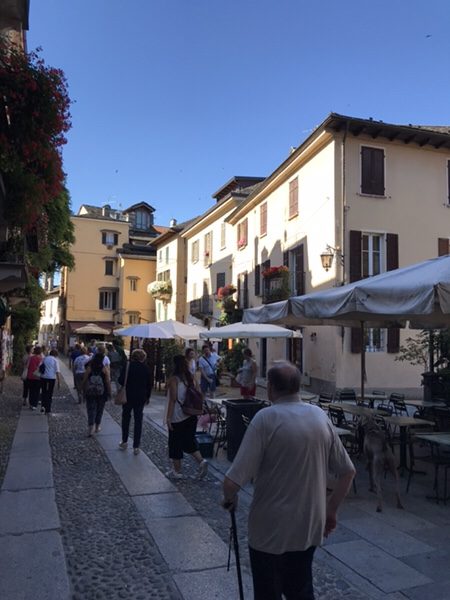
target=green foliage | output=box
[161,339,184,379]
[395,329,450,372]
[221,341,246,375]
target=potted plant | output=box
[147,280,173,302]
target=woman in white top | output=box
[40,349,61,414]
[185,347,197,378]
[165,354,208,480]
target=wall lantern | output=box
[320,245,344,272]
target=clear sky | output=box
[28,0,450,227]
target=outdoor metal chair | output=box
[335,388,357,403]
[211,405,227,457]
[328,407,359,455]
[389,393,408,416]
[318,392,333,410]
[407,436,450,504]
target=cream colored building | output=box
[181,177,264,328]
[61,202,168,347]
[225,114,450,394]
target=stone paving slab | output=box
[341,516,435,557]
[16,414,49,433]
[2,455,53,491]
[104,447,175,495]
[325,540,432,593]
[350,498,437,532]
[173,566,253,600]
[0,488,60,534]
[410,524,450,551]
[9,431,51,459]
[0,530,70,600]
[402,579,450,600]
[134,491,197,519]
[96,433,123,450]
[148,515,231,571]
[401,549,450,582]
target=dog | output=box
[361,416,404,512]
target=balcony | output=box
[262,276,290,304]
[190,296,213,318]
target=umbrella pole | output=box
[360,321,365,402]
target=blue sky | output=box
[29,0,450,226]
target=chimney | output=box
[169,218,177,227]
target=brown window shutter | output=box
[438,238,450,256]
[283,251,289,267]
[351,327,362,353]
[260,203,267,236]
[289,178,298,218]
[361,147,385,195]
[349,230,362,282]
[255,264,261,296]
[295,245,305,295]
[387,328,400,353]
[244,273,249,308]
[244,218,248,243]
[386,233,399,271]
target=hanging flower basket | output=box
[147,280,173,301]
[262,265,289,279]
[217,284,237,300]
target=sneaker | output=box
[88,426,95,437]
[165,469,186,480]
[118,442,128,450]
[197,460,208,480]
[133,448,140,456]
[40,407,46,414]
[95,426,101,433]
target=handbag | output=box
[114,362,129,406]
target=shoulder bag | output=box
[114,362,129,406]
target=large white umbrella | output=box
[199,322,302,339]
[243,255,450,398]
[114,319,206,340]
[74,323,111,335]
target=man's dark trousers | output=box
[249,545,316,600]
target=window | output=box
[191,240,199,263]
[361,146,385,196]
[216,272,225,292]
[438,238,450,256]
[237,272,249,309]
[193,282,197,299]
[220,222,226,249]
[237,219,248,249]
[158,250,162,263]
[362,233,384,278]
[364,328,385,352]
[135,210,150,230]
[129,278,137,292]
[101,231,118,246]
[104,260,114,276]
[289,178,298,219]
[204,231,212,266]
[165,246,169,264]
[49,300,53,318]
[99,290,117,310]
[128,313,140,324]
[285,245,304,296]
[254,264,261,296]
[157,269,170,282]
[260,202,267,236]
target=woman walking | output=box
[118,349,153,455]
[237,348,257,398]
[82,352,111,436]
[27,346,43,410]
[40,349,61,414]
[165,354,208,480]
[21,344,32,407]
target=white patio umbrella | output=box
[74,323,111,335]
[199,322,302,339]
[243,255,450,398]
[114,319,206,340]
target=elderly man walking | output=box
[223,361,355,600]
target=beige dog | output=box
[362,417,404,512]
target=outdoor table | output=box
[300,391,319,402]
[405,399,446,408]
[412,432,450,502]
[329,403,434,472]
[357,393,386,407]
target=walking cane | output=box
[226,507,245,600]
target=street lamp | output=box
[320,245,344,272]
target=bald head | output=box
[267,361,301,400]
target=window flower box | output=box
[147,280,173,302]
[237,237,247,249]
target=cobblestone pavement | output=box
[107,401,369,599]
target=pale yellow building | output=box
[225,114,450,395]
[61,202,168,347]
[181,177,264,328]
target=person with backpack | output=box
[165,354,208,480]
[82,352,111,437]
